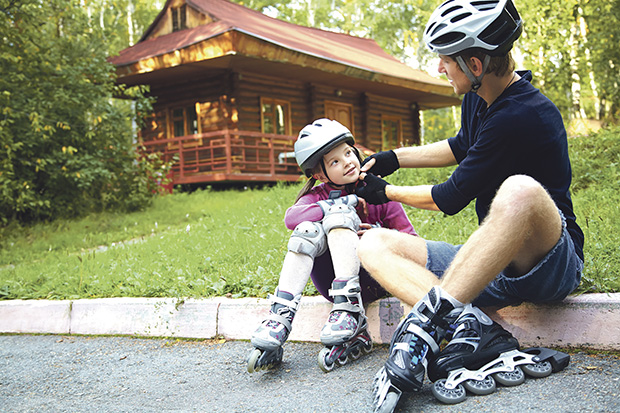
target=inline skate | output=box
[372,286,463,413]
[428,305,570,404]
[247,289,300,373]
[317,277,373,372]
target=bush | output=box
[0,0,158,224]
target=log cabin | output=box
[109,0,460,185]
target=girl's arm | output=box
[284,194,324,230]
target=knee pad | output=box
[322,203,361,234]
[288,221,327,258]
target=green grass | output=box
[1,127,619,300]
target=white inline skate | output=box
[317,277,372,372]
[247,289,300,373]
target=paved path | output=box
[1,335,619,412]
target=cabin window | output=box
[170,105,199,137]
[381,116,402,150]
[261,98,291,135]
[171,5,187,32]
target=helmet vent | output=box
[471,0,500,12]
[441,5,463,17]
[451,12,472,23]
[433,31,465,46]
[430,23,448,37]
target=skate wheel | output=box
[432,379,467,404]
[349,347,362,361]
[318,347,335,373]
[375,391,400,413]
[362,341,373,355]
[523,360,553,378]
[494,366,525,386]
[335,352,348,366]
[463,376,496,395]
[247,348,261,374]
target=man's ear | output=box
[469,56,484,76]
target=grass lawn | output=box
[1,128,619,300]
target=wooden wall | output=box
[140,69,421,152]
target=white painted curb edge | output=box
[1,293,619,349]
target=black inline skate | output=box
[247,289,300,373]
[318,277,373,372]
[372,286,463,413]
[428,305,570,404]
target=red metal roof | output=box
[109,0,447,88]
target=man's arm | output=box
[394,140,457,169]
[385,185,440,211]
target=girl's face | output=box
[314,142,361,186]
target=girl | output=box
[247,119,417,373]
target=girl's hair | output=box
[293,144,362,203]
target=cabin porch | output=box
[141,129,303,185]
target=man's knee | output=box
[494,175,551,215]
[288,221,327,258]
[357,228,390,265]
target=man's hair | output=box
[455,50,515,77]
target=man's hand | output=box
[360,150,400,177]
[355,173,390,205]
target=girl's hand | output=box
[356,196,369,219]
[357,222,372,237]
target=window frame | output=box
[381,115,403,151]
[260,97,292,136]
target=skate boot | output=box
[317,277,372,372]
[373,286,463,413]
[247,289,301,373]
[428,305,570,404]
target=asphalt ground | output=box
[1,335,619,412]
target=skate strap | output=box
[268,293,300,310]
[266,313,293,332]
[330,301,363,314]
[328,285,361,297]
[404,322,441,354]
[445,337,479,351]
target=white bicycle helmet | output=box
[294,119,355,177]
[423,0,523,57]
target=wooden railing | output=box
[140,130,302,184]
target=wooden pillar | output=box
[410,102,421,146]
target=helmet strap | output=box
[456,55,491,93]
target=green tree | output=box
[0,0,156,224]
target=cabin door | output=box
[324,101,354,134]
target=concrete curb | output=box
[1,293,619,350]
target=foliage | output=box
[568,127,620,293]
[0,0,158,224]
[2,127,619,300]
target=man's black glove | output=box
[361,150,400,177]
[355,173,390,205]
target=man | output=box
[356,0,584,403]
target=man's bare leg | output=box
[357,229,438,306]
[441,175,563,303]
